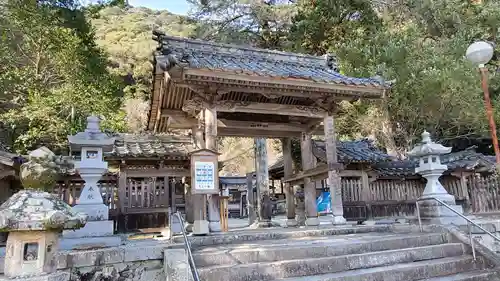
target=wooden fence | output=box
[341,173,499,221]
[49,172,500,231]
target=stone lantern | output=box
[0,190,87,280]
[62,116,120,250]
[408,131,464,224]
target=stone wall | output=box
[0,241,183,281]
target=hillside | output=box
[91,6,280,175]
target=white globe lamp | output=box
[466,41,494,67]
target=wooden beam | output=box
[183,68,384,96]
[213,101,327,118]
[125,168,190,177]
[161,110,325,134]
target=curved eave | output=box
[183,68,384,96]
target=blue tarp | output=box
[316,191,332,214]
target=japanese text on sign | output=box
[194,161,215,190]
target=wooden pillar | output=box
[361,169,372,221]
[301,133,319,226]
[282,138,297,226]
[460,172,471,214]
[117,162,127,232]
[204,107,221,232]
[246,173,257,224]
[191,126,208,235]
[183,177,194,232]
[324,115,346,225]
[253,137,273,227]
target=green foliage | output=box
[188,0,296,48]
[91,6,199,132]
[0,0,126,153]
[291,0,500,155]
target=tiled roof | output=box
[107,133,193,159]
[371,147,497,176]
[153,32,385,88]
[313,139,393,164]
[268,139,392,172]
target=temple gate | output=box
[149,31,387,232]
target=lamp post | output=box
[466,41,500,164]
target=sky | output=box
[128,0,191,14]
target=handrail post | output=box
[468,222,476,261]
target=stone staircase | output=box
[190,228,500,281]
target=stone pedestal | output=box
[208,194,222,232]
[60,220,120,250]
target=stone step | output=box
[198,243,466,281]
[420,270,500,281]
[183,225,416,248]
[270,256,481,281]
[193,233,448,267]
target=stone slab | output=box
[59,235,122,250]
[0,272,69,281]
[165,248,194,281]
[62,220,114,238]
[72,203,109,221]
[57,247,125,268]
[124,245,165,262]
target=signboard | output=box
[190,149,219,194]
[194,161,215,191]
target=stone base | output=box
[193,220,209,235]
[209,221,221,232]
[62,220,113,238]
[286,218,297,227]
[0,272,70,281]
[72,203,109,221]
[332,215,347,225]
[60,235,122,250]
[305,217,320,226]
[417,198,466,226]
[61,220,121,250]
[249,220,280,229]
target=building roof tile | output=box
[107,133,193,159]
[153,32,385,88]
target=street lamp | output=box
[466,41,500,164]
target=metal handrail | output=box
[169,211,201,281]
[416,197,500,261]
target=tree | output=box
[188,0,296,49]
[0,0,126,153]
[290,0,500,155]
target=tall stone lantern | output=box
[62,116,120,249]
[409,131,464,224]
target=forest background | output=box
[1,0,500,174]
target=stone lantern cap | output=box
[0,190,88,232]
[68,116,115,152]
[408,131,451,158]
